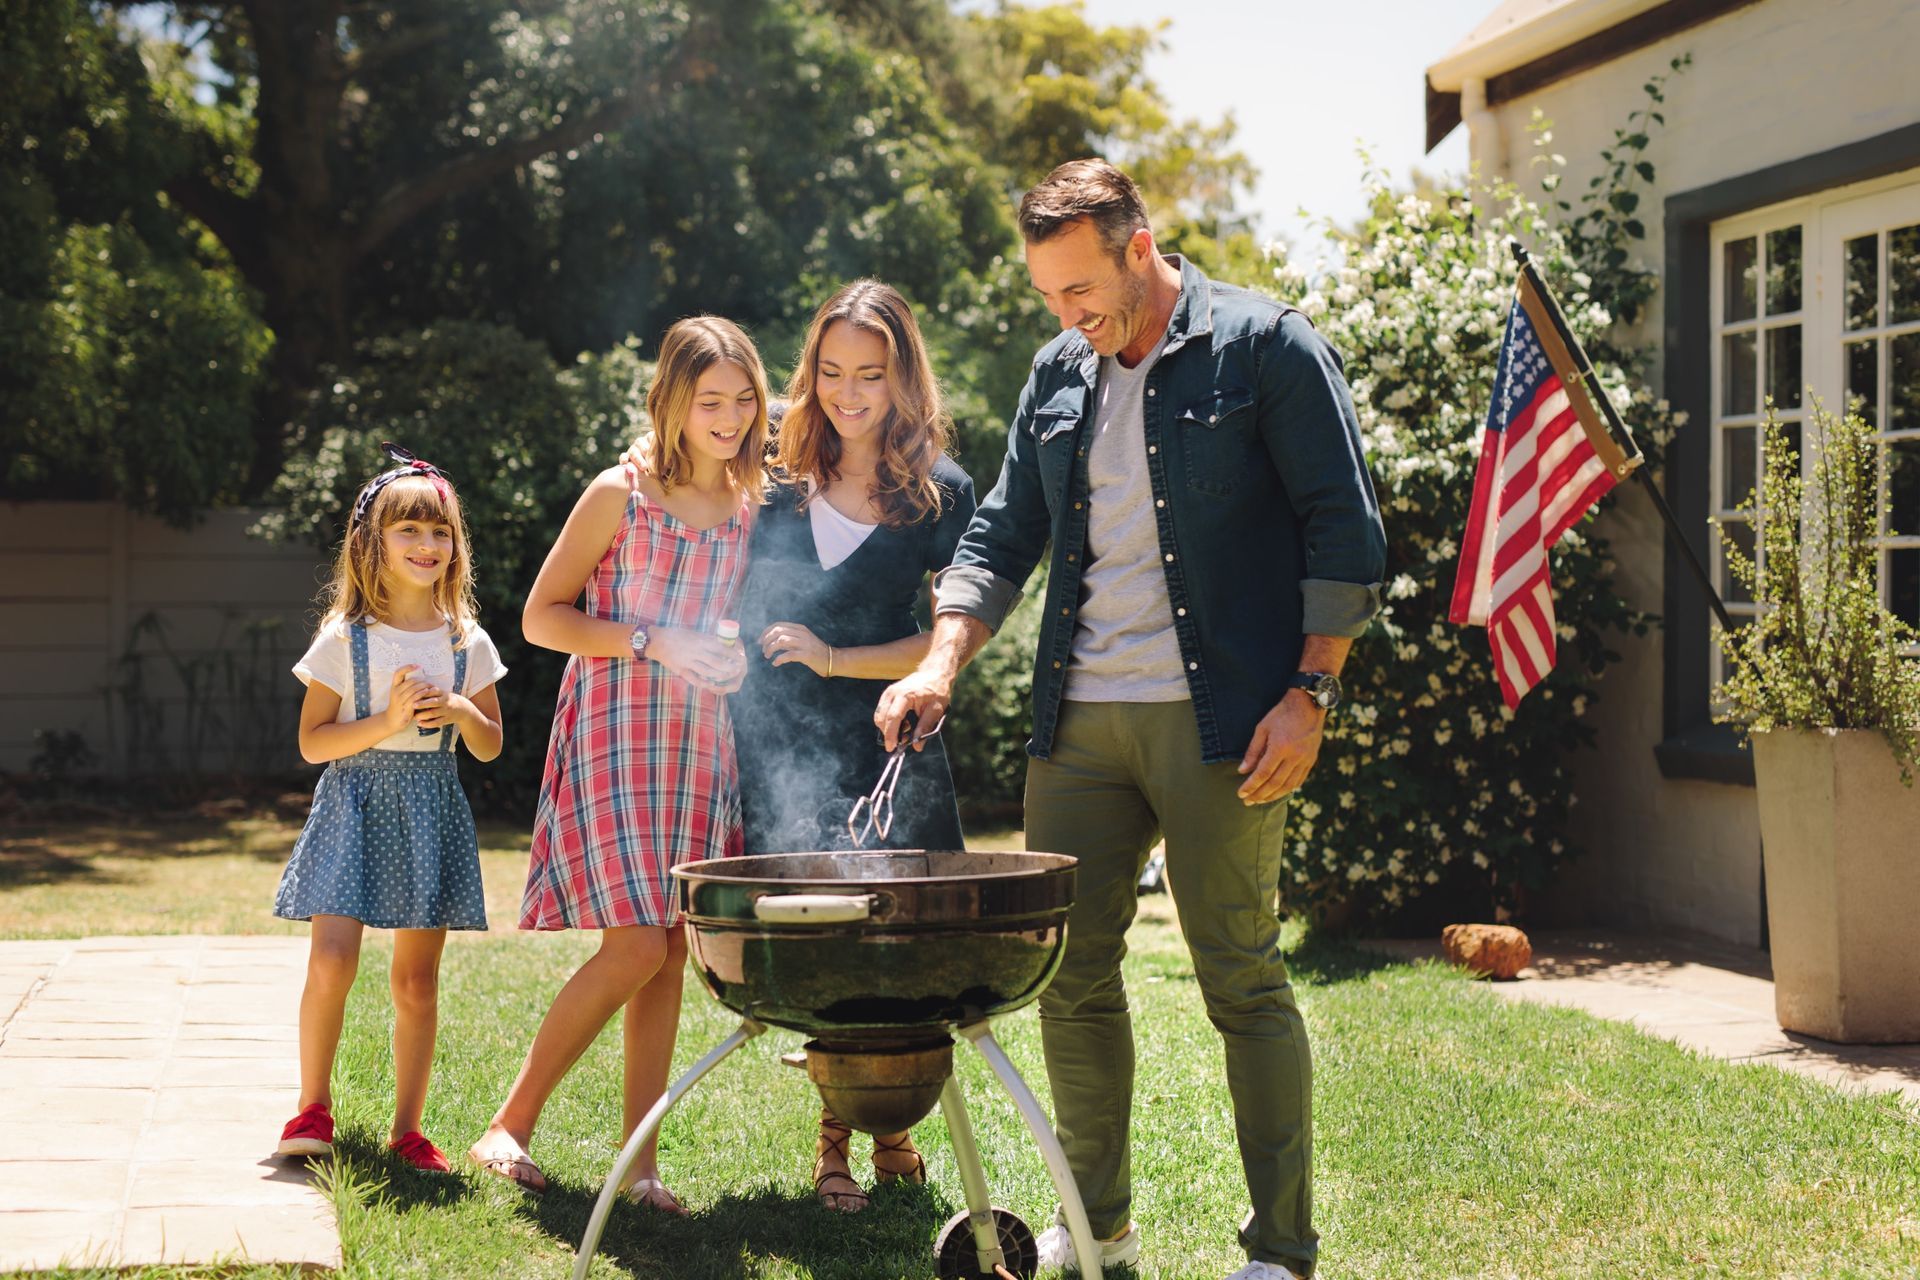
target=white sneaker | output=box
[1035,1220,1141,1271]
[1222,1263,1301,1280]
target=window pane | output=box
[1892,224,1920,325]
[1847,340,1879,422]
[1845,234,1879,330]
[1891,441,1920,537]
[1724,236,1758,322]
[1721,519,1755,604]
[1722,424,1755,508]
[1766,226,1802,313]
[1765,325,1802,409]
[1887,547,1920,628]
[1723,331,1757,415]
[1893,332,1920,434]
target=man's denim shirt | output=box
[935,256,1387,764]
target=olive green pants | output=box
[1025,699,1316,1276]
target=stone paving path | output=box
[0,935,339,1273]
[1368,928,1920,1104]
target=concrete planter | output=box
[1752,728,1920,1043]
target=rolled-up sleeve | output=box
[1259,311,1386,637]
[934,372,1054,633]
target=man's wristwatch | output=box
[629,622,651,663]
[1290,671,1342,711]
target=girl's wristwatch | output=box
[1289,671,1342,710]
[629,623,650,662]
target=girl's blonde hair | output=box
[643,315,770,504]
[319,471,479,646]
[778,279,950,527]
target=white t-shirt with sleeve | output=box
[293,619,508,752]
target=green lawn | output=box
[4,816,1918,1278]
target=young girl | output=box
[468,316,766,1209]
[274,446,507,1172]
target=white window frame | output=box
[1707,166,1920,685]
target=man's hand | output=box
[1236,690,1326,805]
[875,669,953,752]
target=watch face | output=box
[1297,671,1344,710]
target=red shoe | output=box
[276,1102,334,1158]
[388,1131,452,1173]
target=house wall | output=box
[1463,0,1920,946]
[0,503,331,776]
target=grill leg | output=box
[958,1020,1100,1277]
[938,1074,1009,1274]
[573,1017,766,1280]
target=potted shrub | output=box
[1717,404,1920,1042]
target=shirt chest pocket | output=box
[1177,385,1256,497]
[1030,388,1086,501]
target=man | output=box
[876,159,1385,1280]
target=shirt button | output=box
[1148,445,1158,455]
[1209,414,1218,424]
[1164,553,1175,562]
[1177,608,1187,617]
[1077,448,1085,457]
[1156,499,1165,508]
[1147,387,1157,397]
[1188,661,1199,671]
[1072,501,1083,510]
[1052,660,1062,669]
[1060,607,1070,616]
[1067,553,1077,562]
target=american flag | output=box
[1448,271,1633,708]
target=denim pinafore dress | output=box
[273,623,488,930]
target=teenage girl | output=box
[468,317,766,1209]
[274,447,507,1172]
[625,281,975,1209]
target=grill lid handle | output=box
[752,893,879,925]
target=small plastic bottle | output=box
[717,619,741,647]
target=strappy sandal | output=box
[622,1175,689,1216]
[469,1145,547,1194]
[871,1131,927,1186]
[813,1110,869,1212]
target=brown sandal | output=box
[813,1110,869,1212]
[871,1131,926,1185]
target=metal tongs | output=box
[847,709,945,848]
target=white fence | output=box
[0,502,332,775]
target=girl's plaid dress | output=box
[521,480,753,929]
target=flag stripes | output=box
[1449,274,1622,708]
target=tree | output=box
[103,0,719,492]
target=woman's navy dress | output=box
[732,455,976,853]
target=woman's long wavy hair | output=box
[778,280,950,527]
[319,473,480,647]
[644,315,770,504]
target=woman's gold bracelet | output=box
[826,646,835,678]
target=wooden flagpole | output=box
[1507,240,1735,632]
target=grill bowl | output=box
[674,850,1075,1040]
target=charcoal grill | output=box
[572,849,1101,1279]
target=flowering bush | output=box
[1234,90,1685,922]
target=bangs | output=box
[375,475,458,527]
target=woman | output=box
[631,281,974,1210]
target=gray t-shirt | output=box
[1064,330,1190,703]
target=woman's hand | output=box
[622,434,653,488]
[760,621,831,678]
[379,665,430,733]
[647,626,748,693]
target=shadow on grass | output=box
[0,818,294,890]
[1285,931,1409,986]
[334,1130,480,1212]
[525,1176,959,1280]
